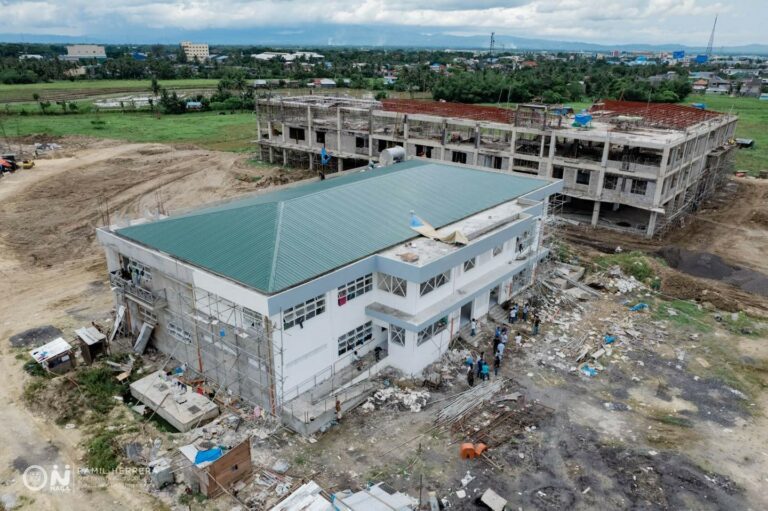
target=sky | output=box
[1,0,766,47]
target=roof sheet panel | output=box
[116,161,548,293]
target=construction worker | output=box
[470,318,478,336]
[467,366,475,387]
[494,354,501,376]
[532,315,541,336]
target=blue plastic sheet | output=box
[629,303,648,312]
[604,335,616,344]
[194,447,223,465]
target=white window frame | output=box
[338,321,373,356]
[167,320,192,344]
[378,273,407,297]
[283,294,326,330]
[417,317,448,346]
[420,271,451,296]
[242,307,263,329]
[127,259,152,283]
[338,273,373,305]
[138,305,157,324]
[389,325,406,347]
[463,257,476,272]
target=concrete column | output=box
[256,110,261,140]
[267,121,273,140]
[338,158,344,172]
[646,211,657,238]
[282,149,288,167]
[306,106,313,149]
[269,147,274,164]
[591,201,601,227]
[309,153,314,171]
[508,130,517,172]
[336,107,342,153]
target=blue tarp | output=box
[692,103,706,110]
[629,303,648,312]
[695,55,709,64]
[194,447,223,465]
[672,51,685,59]
[574,113,592,127]
[604,335,616,344]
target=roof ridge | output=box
[267,201,285,291]
[279,163,415,205]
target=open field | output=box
[1,111,257,151]
[694,94,768,173]
[0,79,220,103]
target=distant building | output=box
[131,51,148,61]
[251,51,323,62]
[740,77,763,97]
[692,79,709,92]
[706,76,731,94]
[309,78,336,88]
[63,44,106,61]
[180,41,209,61]
[19,54,44,60]
[64,66,87,77]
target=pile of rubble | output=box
[362,386,431,413]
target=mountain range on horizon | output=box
[2,26,767,55]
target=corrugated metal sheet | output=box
[117,161,548,294]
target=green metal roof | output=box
[116,160,548,294]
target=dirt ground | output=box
[1,140,768,510]
[0,137,310,510]
[564,177,768,315]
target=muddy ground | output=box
[1,139,767,510]
[0,137,311,510]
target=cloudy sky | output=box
[1,0,765,47]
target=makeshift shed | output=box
[75,326,107,364]
[29,337,75,374]
[179,439,252,497]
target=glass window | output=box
[167,320,192,344]
[576,169,591,185]
[338,274,373,305]
[378,273,407,297]
[463,257,476,272]
[420,271,451,296]
[389,325,405,347]
[283,294,326,330]
[338,321,373,356]
[417,317,448,346]
[242,307,263,329]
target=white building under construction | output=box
[255,97,737,237]
[97,160,560,434]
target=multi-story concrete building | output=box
[256,96,737,237]
[97,160,560,433]
[180,41,210,60]
[63,44,106,61]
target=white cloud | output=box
[0,0,762,45]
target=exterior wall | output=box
[258,99,737,238]
[66,45,106,58]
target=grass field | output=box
[0,110,256,151]
[0,79,219,103]
[691,94,768,173]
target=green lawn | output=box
[686,94,768,174]
[2,110,256,151]
[0,79,219,103]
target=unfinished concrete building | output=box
[256,97,737,237]
[97,160,560,435]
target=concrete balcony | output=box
[109,273,167,309]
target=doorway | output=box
[489,285,500,306]
[460,302,473,327]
